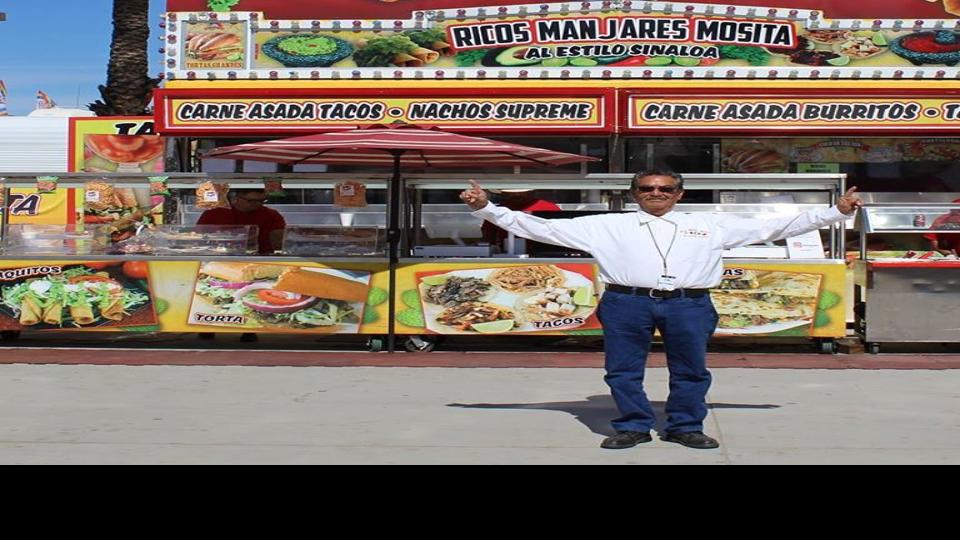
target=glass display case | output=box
[857,203,960,260]
[1,225,111,256]
[152,225,256,256]
[282,226,381,257]
[853,203,960,352]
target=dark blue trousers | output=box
[597,290,719,434]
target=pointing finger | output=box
[844,186,858,196]
[469,179,483,191]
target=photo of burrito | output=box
[0,264,155,330]
[190,263,371,332]
[721,148,788,174]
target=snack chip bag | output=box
[36,176,59,194]
[83,180,116,211]
[196,181,230,209]
[149,176,171,197]
[334,180,368,208]
[264,180,286,200]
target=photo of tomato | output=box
[83,135,165,173]
[122,261,150,280]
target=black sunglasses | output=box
[635,186,679,194]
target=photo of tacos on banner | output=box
[0,264,156,331]
[83,135,164,173]
[191,262,371,332]
[411,264,598,335]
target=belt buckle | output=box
[648,288,666,298]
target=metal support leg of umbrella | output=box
[386,150,404,353]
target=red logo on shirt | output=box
[680,228,710,238]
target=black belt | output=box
[606,284,709,299]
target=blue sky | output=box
[0,0,164,115]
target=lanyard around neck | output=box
[644,217,678,275]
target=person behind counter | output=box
[481,189,560,252]
[197,188,286,255]
[461,171,862,450]
[923,198,960,258]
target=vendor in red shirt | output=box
[197,188,286,254]
[481,189,561,251]
[922,198,960,257]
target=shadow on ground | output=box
[449,395,781,436]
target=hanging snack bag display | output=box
[334,180,368,208]
[84,180,116,212]
[196,181,231,209]
[36,176,59,194]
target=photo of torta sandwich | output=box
[194,262,285,306]
[192,263,371,330]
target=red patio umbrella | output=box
[204,123,599,351]
[204,123,598,169]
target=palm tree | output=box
[89,0,159,116]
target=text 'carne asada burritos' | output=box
[274,268,369,303]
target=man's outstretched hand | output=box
[838,186,863,215]
[460,180,489,211]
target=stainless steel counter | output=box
[854,260,960,351]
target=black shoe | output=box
[600,431,652,449]
[662,431,719,449]
[240,333,259,343]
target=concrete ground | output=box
[1,364,958,464]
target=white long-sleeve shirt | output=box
[472,202,848,289]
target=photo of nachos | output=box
[710,271,823,334]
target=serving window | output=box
[626,136,960,193]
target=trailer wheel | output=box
[404,336,437,353]
[818,340,837,355]
[1,331,21,342]
[867,342,880,355]
[366,337,385,352]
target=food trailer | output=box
[6,0,960,352]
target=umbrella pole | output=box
[387,150,403,353]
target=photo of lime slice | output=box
[826,55,851,66]
[421,275,450,286]
[871,33,888,47]
[573,285,596,307]
[645,56,673,66]
[672,57,701,67]
[541,57,569,67]
[471,319,516,334]
[852,30,875,38]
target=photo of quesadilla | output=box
[717,269,760,290]
[711,270,823,334]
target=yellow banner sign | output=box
[629,97,960,130]
[0,259,390,335]
[166,96,605,130]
